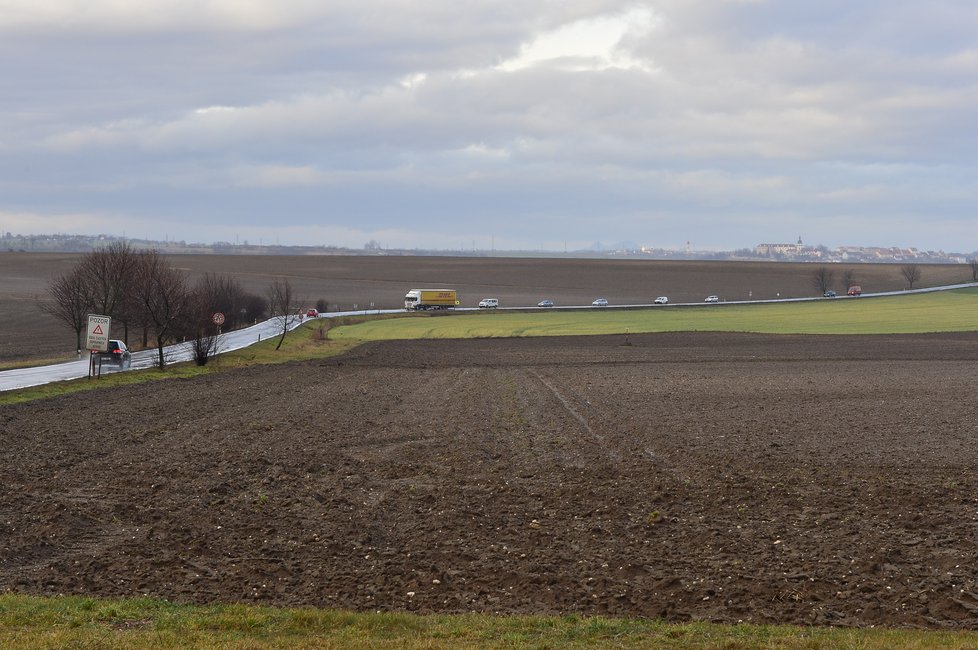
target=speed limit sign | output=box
[212,312,226,325]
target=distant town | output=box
[1,231,973,264]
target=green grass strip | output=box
[2,594,977,649]
[330,288,978,340]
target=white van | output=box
[478,298,499,309]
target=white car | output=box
[592,298,609,306]
[653,296,668,305]
[478,298,499,308]
[704,295,720,303]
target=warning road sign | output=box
[86,314,111,351]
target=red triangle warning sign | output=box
[93,325,104,335]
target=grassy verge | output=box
[2,594,977,649]
[0,321,359,406]
[0,352,85,371]
[330,289,978,340]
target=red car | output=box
[305,308,319,317]
[847,286,862,296]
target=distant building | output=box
[756,239,804,257]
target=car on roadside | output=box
[653,296,668,305]
[592,298,609,306]
[478,298,499,309]
[306,308,319,317]
[537,299,554,308]
[704,295,720,303]
[823,290,837,298]
[847,286,862,296]
[97,339,131,369]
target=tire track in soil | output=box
[525,368,621,464]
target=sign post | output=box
[86,314,111,378]
[212,312,225,334]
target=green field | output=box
[329,288,978,341]
[2,594,977,649]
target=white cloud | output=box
[497,7,657,72]
[0,0,326,32]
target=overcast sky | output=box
[1,1,977,252]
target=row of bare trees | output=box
[811,266,860,294]
[43,243,272,368]
[811,263,929,295]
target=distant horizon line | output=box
[1,231,975,261]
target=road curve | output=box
[0,310,397,393]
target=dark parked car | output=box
[97,339,131,369]
[823,290,837,298]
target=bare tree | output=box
[182,276,237,366]
[901,263,921,289]
[969,258,978,282]
[842,268,856,292]
[811,266,835,294]
[186,288,224,366]
[41,267,92,353]
[266,278,302,351]
[240,292,268,324]
[198,273,247,329]
[78,242,141,343]
[190,330,222,365]
[133,250,191,368]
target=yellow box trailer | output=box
[404,289,459,310]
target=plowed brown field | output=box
[3,332,978,628]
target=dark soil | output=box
[3,331,978,628]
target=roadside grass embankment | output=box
[0,319,362,406]
[2,594,978,650]
[329,288,978,341]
